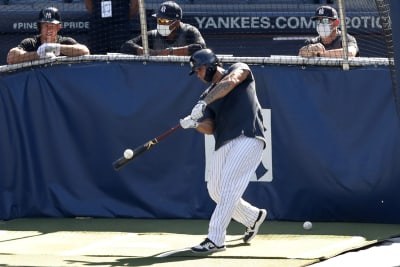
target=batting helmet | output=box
[38,7,61,25]
[189,49,219,82]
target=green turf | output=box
[0,218,399,267]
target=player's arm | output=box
[203,67,250,104]
[196,118,215,134]
[168,27,206,56]
[321,35,358,58]
[7,47,40,64]
[320,45,357,58]
[143,26,205,56]
[133,44,202,56]
[179,116,214,134]
[131,32,176,56]
[59,43,90,57]
[120,33,154,55]
[133,46,167,56]
[298,43,325,57]
[7,43,89,65]
[189,65,250,120]
[162,44,203,56]
[299,45,315,57]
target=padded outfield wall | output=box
[0,56,399,223]
[0,0,400,222]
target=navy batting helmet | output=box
[38,7,61,25]
[189,49,219,82]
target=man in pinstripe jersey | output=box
[180,49,267,253]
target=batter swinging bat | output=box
[113,83,215,170]
[113,124,182,170]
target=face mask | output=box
[157,24,174,36]
[316,23,332,38]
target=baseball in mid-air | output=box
[303,221,313,230]
[124,149,134,159]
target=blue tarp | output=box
[0,61,399,223]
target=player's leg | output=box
[232,198,262,227]
[206,147,224,204]
[227,137,267,243]
[207,136,264,246]
[191,145,225,253]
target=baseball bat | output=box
[112,124,182,170]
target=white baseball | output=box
[303,221,312,230]
[124,149,134,159]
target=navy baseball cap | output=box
[311,6,338,20]
[153,1,182,20]
[38,6,61,24]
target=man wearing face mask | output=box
[298,5,359,58]
[120,1,206,56]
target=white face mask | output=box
[157,24,173,36]
[316,23,332,38]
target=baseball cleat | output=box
[243,209,267,243]
[191,238,226,253]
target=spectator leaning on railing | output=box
[298,5,359,58]
[120,1,206,56]
[7,7,90,65]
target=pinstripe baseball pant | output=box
[206,135,264,246]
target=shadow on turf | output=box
[65,254,292,267]
[64,242,256,266]
[65,256,206,266]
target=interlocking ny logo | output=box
[44,12,52,19]
[318,8,325,15]
[160,5,166,13]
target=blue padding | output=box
[0,62,399,223]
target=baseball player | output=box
[7,7,90,65]
[298,5,359,58]
[180,49,267,253]
[120,1,206,56]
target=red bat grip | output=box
[154,124,181,142]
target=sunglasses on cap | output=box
[316,18,332,24]
[157,18,175,25]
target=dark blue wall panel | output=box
[0,61,399,223]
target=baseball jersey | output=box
[202,63,266,151]
[305,31,359,56]
[17,35,78,54]
[120,22,206,55]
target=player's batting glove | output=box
[190,100,207,120]
[37,43,61,58]
[39,52,57,59]
[180,116,198,129]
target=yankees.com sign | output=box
[1,10,383,35]
[191,15,383,34]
